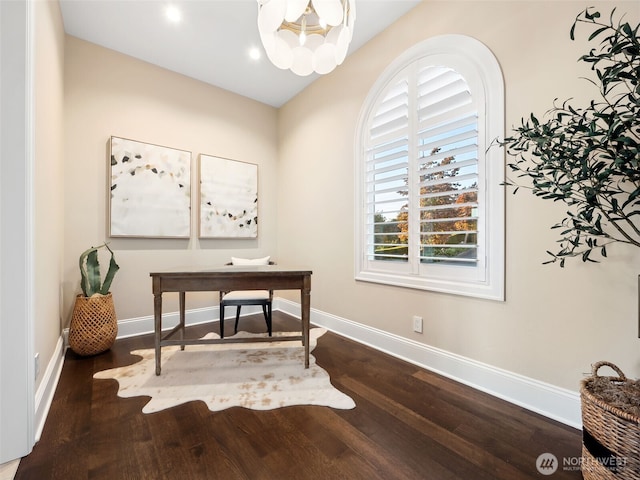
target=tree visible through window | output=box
[356,36,505,300]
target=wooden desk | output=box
[150,266,312,375]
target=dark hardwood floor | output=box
[16,312,582,479]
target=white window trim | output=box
[354,34,505,301]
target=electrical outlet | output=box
[412,315,423,333]
[34,352,40,380]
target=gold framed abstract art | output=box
[199,155,258,238]
[109,136,191,238]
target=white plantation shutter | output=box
[416,66,479,265]
[356,35,505,300]
[365,64,479,265]
[365,77,410,262]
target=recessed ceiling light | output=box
[249,47,261,61]
[165,5,182,23]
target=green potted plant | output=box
[499,7,639,266]
[68,243,120,356]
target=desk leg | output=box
[154,292,162,375]
[302,276,311,369]
[179,291,186,351]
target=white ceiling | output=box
[59,0,421,107]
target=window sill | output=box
[355,270,504,301]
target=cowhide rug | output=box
[94,327,355,413]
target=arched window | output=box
[355,35,505,300]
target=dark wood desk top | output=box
[150,265,312,277]
[150,266,312,293]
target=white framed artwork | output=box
[199,155,258,238]
[109,136,191,238]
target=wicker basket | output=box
[68,293,117,356]
[580,361,640,480]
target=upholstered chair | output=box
[219,256,273,338]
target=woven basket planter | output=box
[68,293,117,356]
[580,361,640,480]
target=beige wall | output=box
[34,0,65,390]
[277,0,640,391]
[63,37,279,322]
[60,1,639,395]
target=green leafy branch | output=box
[499,7,640,267]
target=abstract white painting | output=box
[199,155,258,238]
[109,136,191,238]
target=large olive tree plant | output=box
[500,8,640,267]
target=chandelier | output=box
[257,0,356,76]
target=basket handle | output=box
[591,361,627,381]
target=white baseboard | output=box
[116,306,219,338]
[65,304,268,340]
[276,298,582,430]
[34,336,65,442]
[60,297,581,429]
